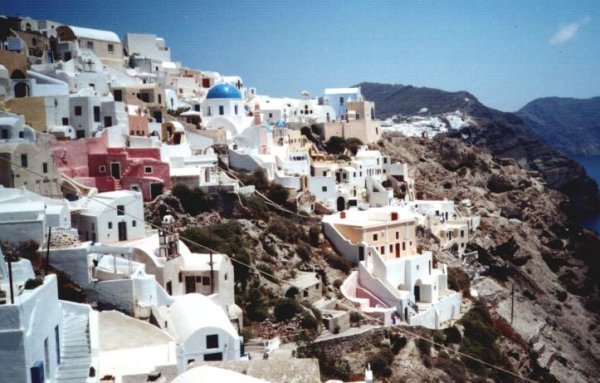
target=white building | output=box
[202,83,251,140]
[323,207,461,329]
[162,293,243,371]
[0,186,72,246]
[71,190,145,243]
[124,33,171,62]
[0,249,99,383]
[323,87,363,120]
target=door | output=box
[118,221,127,241]
[395,243,400,258]
[150,182,163,200]
[414,284,421,302]
[104,116,112,127]
[185,276,196,293]
[111,163,121,179]
[336,196,345,212]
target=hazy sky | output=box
[3,0,599,111]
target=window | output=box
[202,276,210,285]
[62,117,69,126]
[206,334,219,349]
[395,231,399,239]
[373,234,378,241]
[402,242,406,251]
[178,272,183,282]
[99,165,106,173]
[93,106,100,122]
[117,205,125,215]
[224,273,228,280]
[107,43,114,53]
[339,96,344,105]
[42,162,48,173]
[87,41,93,49]
[234,105,238,115]
[144,166,153,174]
[113,89,122,101]
[207,106,211,116]
[108,222,112,229]
[132,220,136,227]
[321,186,327,192]
[219,105,224,115]
[380,246,385,254]
[20,154,28,168]
[74,106,82,116]
[19,131,24,138]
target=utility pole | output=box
[510,284,515,325]
[7,255,14,304]
[45,226,52,270]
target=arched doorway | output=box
[10,70,26,79]
[14,82,30,98]
[414,280,422,302]
[336,196,345,212]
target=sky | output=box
[2,0,599,111]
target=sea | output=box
[575,156,600,234]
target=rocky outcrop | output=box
[516,97,600,156]
[358,82,600,218]
[380,133,600,382]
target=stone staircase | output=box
[114,179,122,190]
[55,312,92,383]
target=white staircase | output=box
[55,312,92,383]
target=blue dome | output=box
[275,120,287,129]
[206,83,242,99]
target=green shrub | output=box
[267,216,306,243]
[273,298,302,321]
[171,183,214,215]
[443,326,462,345]
[256,263,277,283]
[390,333,407,354]
[24,276,44,290]
[459,301,516,381]
[296,241,312,262]
[437,353,468,383]
[323,250,353,273]
[345,137,363,155]
[266,184,289,205]
[367,346,395,378]
[285,286,300,299]
[300,311,319,331]
[242,194,269,219]
[308,225,321,246]
[333,279,343,289]
[325,136,346,154]
[350,311,363,323]
[241,327,255,340]
[448,267,471,297]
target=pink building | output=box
[53,132,170,201]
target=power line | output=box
[0,155,537,382]
[391,324,537,383]
[0,155,290,285]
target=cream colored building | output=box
[56,25,124,70]
[322,100,381,143]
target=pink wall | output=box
[52,132,170,200]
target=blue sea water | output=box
[575,156,600,233]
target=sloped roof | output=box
[68,25,121,43]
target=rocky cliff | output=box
[358,82,600,218]
[516,97,600,156]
